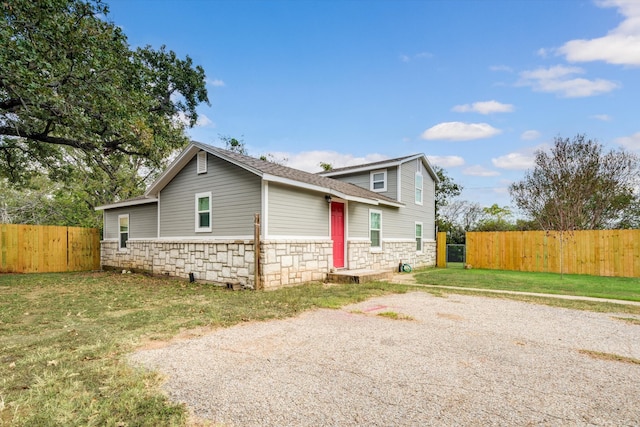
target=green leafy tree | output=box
[433,166,463,234]
[510,135,639,231]
[220,135,248,155]
[474,204,516,231]
[319,162,333,171]
[0,177,98,227]
[510,135,640,276]
[1,0,209,226]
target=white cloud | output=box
[518,65,619,97]
[537,48,550,58]
[195,114,214,127]
[492,151,537,170]
[279,150,389,173]
[520,130,541,140]
[414,51,433,59]
[452,100,514,114]
[400,52,433,62]
[490,65,513,72]
[207,78,225,87]
[615,132,640,151]
[591,114,613,121]
[421,122,502,141]
[558,0,640,66]
[463,165,500,177]
[520,65,582,81]
[173,111,215,128]
[426,155,465,167]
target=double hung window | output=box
[415,170,423,205]
[369,210,382,249]
[195,192,212,232]
[118,214,129,250]
[370,169,387,192]
[415,222,423,252]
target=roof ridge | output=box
[318,153,423,174]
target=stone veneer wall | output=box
[101,238,333,290]
[347,239,436,271]
[101,239,256,287]
[101,238,430,290]
[260,240,332,289]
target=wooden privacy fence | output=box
[466,229,640,278]
[0,224,100,273]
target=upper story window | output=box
[118,214,129,250]
[370,169,387,192]
[197,151,207,174]
[195,192,212,232]
[415,171,423,205]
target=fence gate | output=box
[446,244,466,267]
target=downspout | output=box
[254,213,262,290]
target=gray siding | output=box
[159,153,261,237]
[103,203,158,239]
[347,202,369,238]
[267,183,329,237]
[345,159,436,242]
[393,158,435,240]
[332,167,398,200]
[347,203,399,241]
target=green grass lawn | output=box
[0,272,411,426]
[1,269,639,426]
[416,268,640,302]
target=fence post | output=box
[436,231,447,268]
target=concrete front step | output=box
[326,269,394,284]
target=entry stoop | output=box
[326,269,394,284]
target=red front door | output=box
[330,202,345,268]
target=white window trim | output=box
[195,191,212,233]
[370,169,387,192]
[118,214,129,251]
[197,151,207,174]
[415,221,423,253]
[369,209,382,250]
[415,171,423,205]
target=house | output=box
[96,141,438,289]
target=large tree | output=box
[1,0,209,191]
[510,135,639,231]
[433,166,463,234]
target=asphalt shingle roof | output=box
[319,154,419,175]
[197,143,403,206]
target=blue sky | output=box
[107,0,640,210]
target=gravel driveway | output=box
[130,292,640,426]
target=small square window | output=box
[370,169,387,192]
